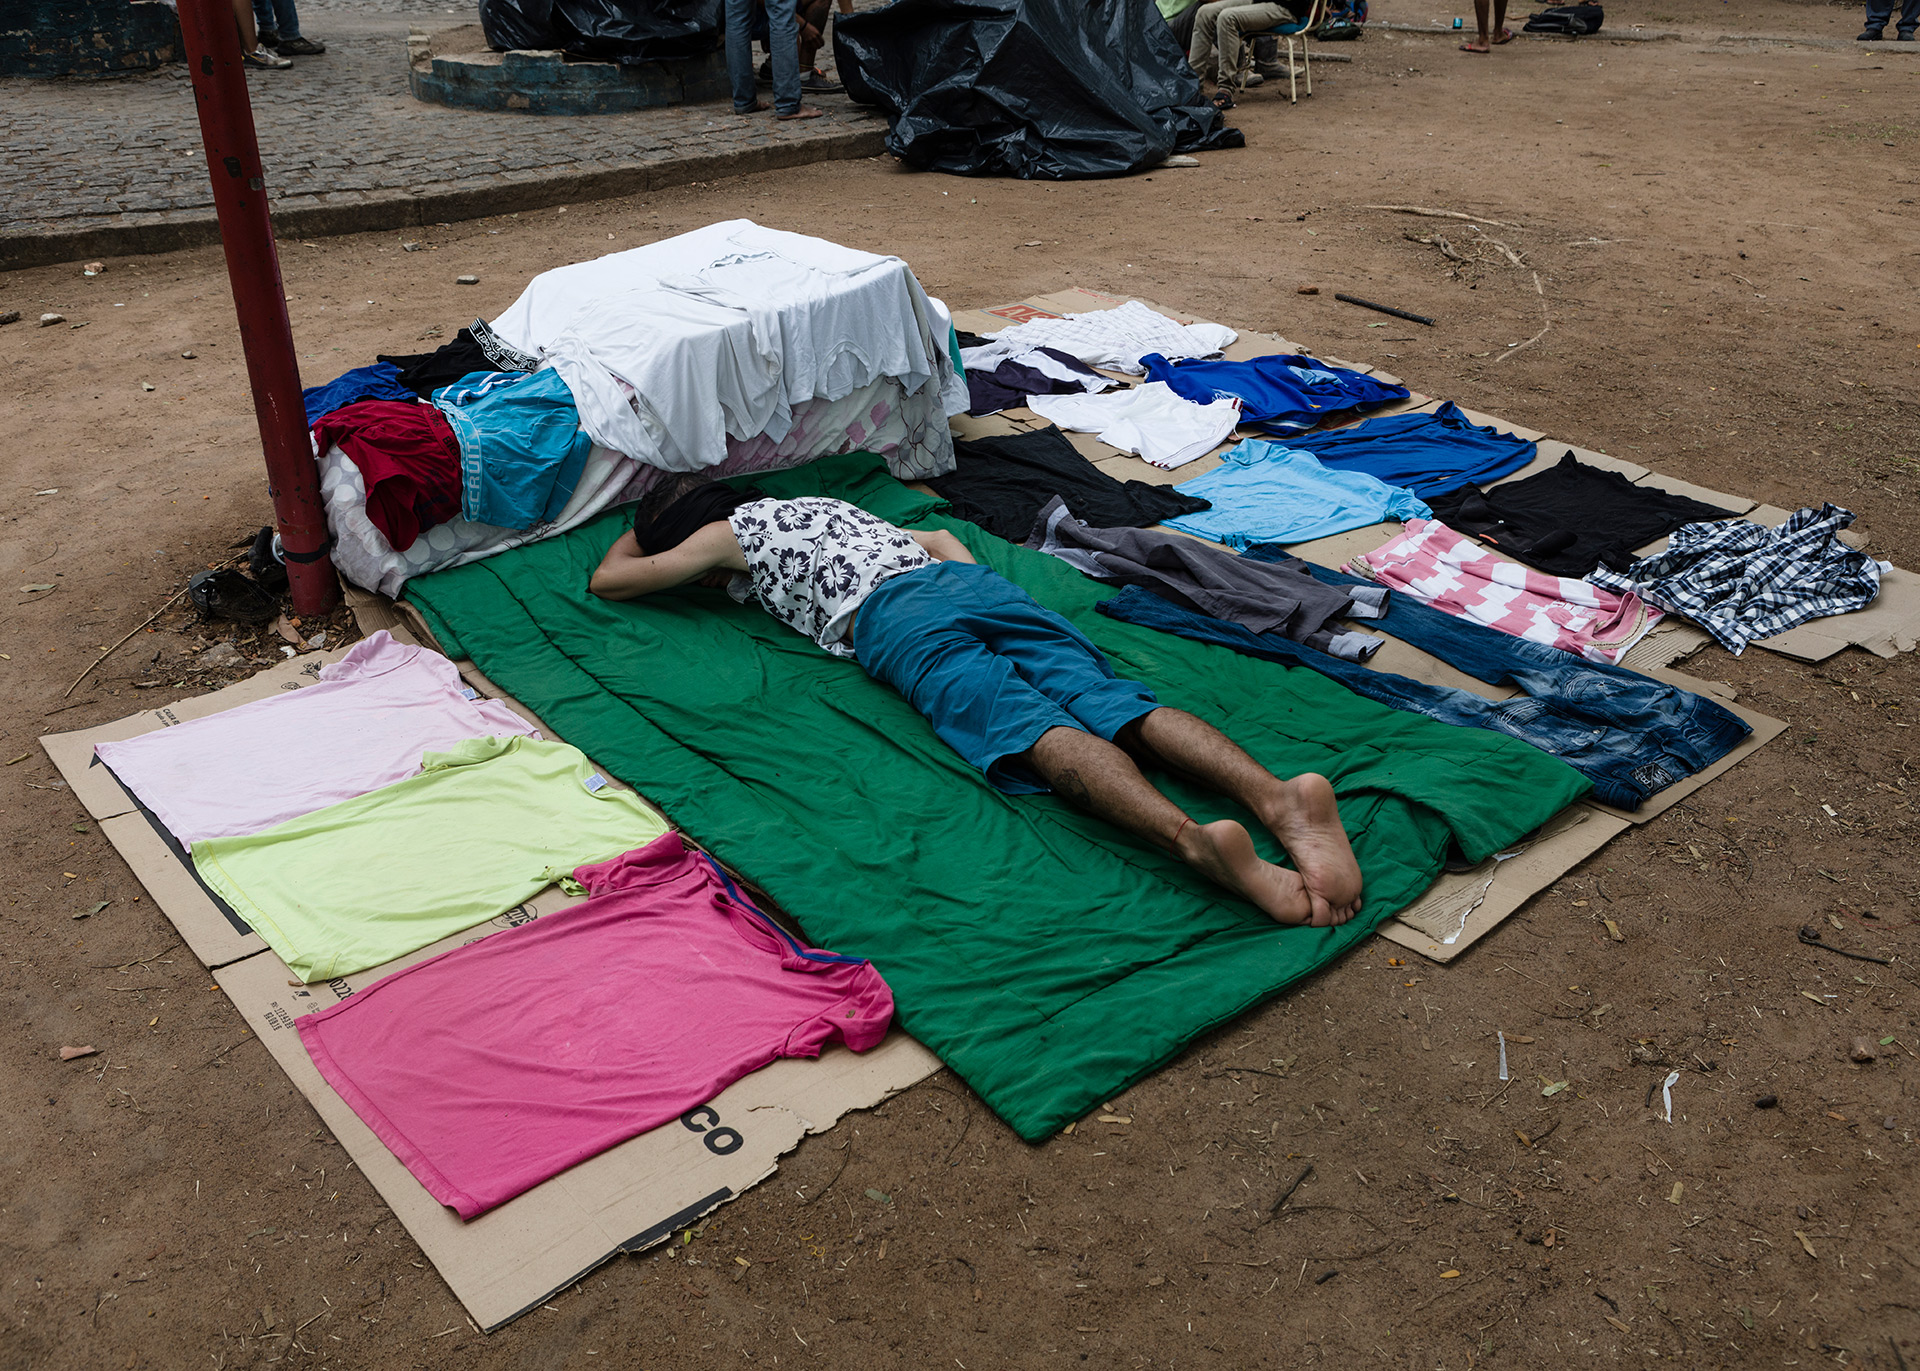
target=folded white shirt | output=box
[975,300,1237,376]
[1030,383,1241,470]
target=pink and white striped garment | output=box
[1346,519,1663,665]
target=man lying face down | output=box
[590,483,1363,927]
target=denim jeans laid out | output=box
[1099,558,1751,810]
[727,0,801,113]
[252,0,301,39]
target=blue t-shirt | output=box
[1290,401,1538,497]
[432,368,594,531]
[1164,441,1431,550]
[1141,352,1409,437]
[302,362,416,426]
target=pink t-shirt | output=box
[296,831,894,1221]
[1349,519,1663,666]
[94,631,536,847]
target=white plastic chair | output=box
[1266,0,1330,103]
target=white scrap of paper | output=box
[1660,1069,1682,1123]
[1497,1031,1509,1081]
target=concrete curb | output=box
[0,124,889,272]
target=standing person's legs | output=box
[251,0,276,43]
[1214,2,1288,92]
[726,0,768,112]
[1860,0,1893,35]
[1462,0,1510,49]
[1900,0,1918,37]
[763,0,821,117]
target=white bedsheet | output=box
[478,220,968,470]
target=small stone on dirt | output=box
[0,310,20,326]
[39,313,65,326]
[83,261,106,275]
[1851,1037,1877,1063]
[60,1045,98,1060]
[456,274,479,285]
[197,642,241,667]
[1297,285,1320,294]
[1754,1094,1778,1108]
[181,350,196,359]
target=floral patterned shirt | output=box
[727,497,933,658]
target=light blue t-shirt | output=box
[1163,440,1432,550]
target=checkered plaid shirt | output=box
[1589,504,1882,655]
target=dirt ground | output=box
[5,2,1920,1366]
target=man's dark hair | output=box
[630,479,768,556]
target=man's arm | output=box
[909,528,977,565]
[588,520,749,601]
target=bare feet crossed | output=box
[1175,818,1317,925]
[1254,773,1364,926]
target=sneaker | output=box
[1899,29,1916,38]
[276,35,326,54]
[800,67,843,94]
[1245,71,1265,86]
[1857,25,1885,38]
[243,46,293,68]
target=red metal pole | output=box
[175,0,339,616]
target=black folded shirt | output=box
[1428,451,1743,577]
[926,427,1210,542]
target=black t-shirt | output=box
[926,428,1211,543]
[1427,451,1743,577]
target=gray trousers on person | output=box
[1187,0,1290,89]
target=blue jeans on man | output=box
[728,0,801,114]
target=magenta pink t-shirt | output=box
[296,831,894,1220]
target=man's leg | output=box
[1117,707,1362,921]
[1022,727,1339,926]
[766,0,821,116]
[1188,0,1232,80]
[1860,0,1892,35]
[726,0,766,110]
[1215,4,1288,93]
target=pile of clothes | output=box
[302,221,971,597]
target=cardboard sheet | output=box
[217,945,939,1331]
[1378,804,1629,961]
[50,635,944,1333]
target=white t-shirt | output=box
[727,498,933,658]
[1029,382,1242,470]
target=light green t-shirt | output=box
[192,735,669,983]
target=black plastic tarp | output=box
[834,0,1243,179]
[479,0,722,62]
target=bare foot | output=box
[1177,818,1317,925]
[1460,38,1490,51]
[735,99,771,113]
[776,104,825,120]
[1491,26,1515,42]
[1255,774,1363,925]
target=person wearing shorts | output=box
[589,486,1363,927]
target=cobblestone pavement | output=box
[0,0,882,264]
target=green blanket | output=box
[407,454,1589,1140]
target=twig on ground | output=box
[1365,204,1524,229]
[797,1139,853,1206]
[1490,272,1550,364]
[1269,1163,1315,1215]
[62,584,196,699]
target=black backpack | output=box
[1523,3,1604,34]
